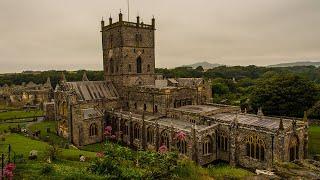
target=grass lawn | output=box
[0,133,96,160]
[80,142,106,152]
[0,110,43,120]
[0,123,27,132]
[15,160,104,179]
[309,125,320,156]
[207,164,254,179]
[28,120,69,146]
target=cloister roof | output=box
[209,113,299,131]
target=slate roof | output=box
[176,78,204,88]
[209,113,295,131]
[82,108,103,119]
[65,81,119,101]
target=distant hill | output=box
[182,61,223,69]
[268,61,320,67]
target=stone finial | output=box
[61,72,66,82]
[279,118,284,131]
[45,77,52,88]
[257,107,264,116]
[303,111,308,123]
[101,17,105,30]
[109,15,112,25]
[119,10,123,22]
[82,72,89,81]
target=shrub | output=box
[89,142,179,179]
[40,164,54,175]
[44,144,62,161]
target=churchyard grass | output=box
[0,110,43,120]
[309,125,320,156]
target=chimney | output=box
[136,16,140,27]
[109,16,112,25]
[119,12,123,22]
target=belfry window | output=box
[110,59,114,74]
[245,136,265,161]
[136,57,142,73]
[147,64,151,72]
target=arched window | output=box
[89,123,98,137]
[177,139,187,154]
[202,136,213,155]
[217,132,228,151]
[134,103,137,109]
[136,57,142,73]
[147,127,154,144]
[128,64,132,72]
[154,105,158,113]
[147,64,151,72]
[161,131,170,148]
[134,124,141,140]
[245,136,265,161]
[143,104,147,111]
[110,59,114,74]
[289,136,299,161]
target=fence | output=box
[0,144,19,179]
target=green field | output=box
[0,110,43,120]
[309,126,320,156]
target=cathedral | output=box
[54,12,309,169]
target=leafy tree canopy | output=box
[250,74,319,117]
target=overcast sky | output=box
[0,0,319,73]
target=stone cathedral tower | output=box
[101,12,156,87]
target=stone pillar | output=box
[229,114,238,166]
[191,125,198,164]
[303,111,309,159]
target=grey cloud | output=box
[0,0,319,72]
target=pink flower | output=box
[111,135,116,139]
[159,144,168,154]
[96,152,105,158]
[105,126,112,132]
[5,163,16,172]
[175,131,186,141]
[104,126,112,137]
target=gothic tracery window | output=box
[289,136,299,161]
[245,135,265,161]
[217,132,228,152]
[134,124,141,140]
[202,136,213,155]
[147,127,154,144]
[177,139,187,154]
[161,131,170,148]
[89,123,98,137]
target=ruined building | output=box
[0,78,53,108]
[54,12,308,169]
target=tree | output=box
[195,66,204,72]
[250,75,319,117]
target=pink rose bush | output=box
[158,144,168,154]
[1,163,16,180]
[175,131,186,141]
[96,152,105,158]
